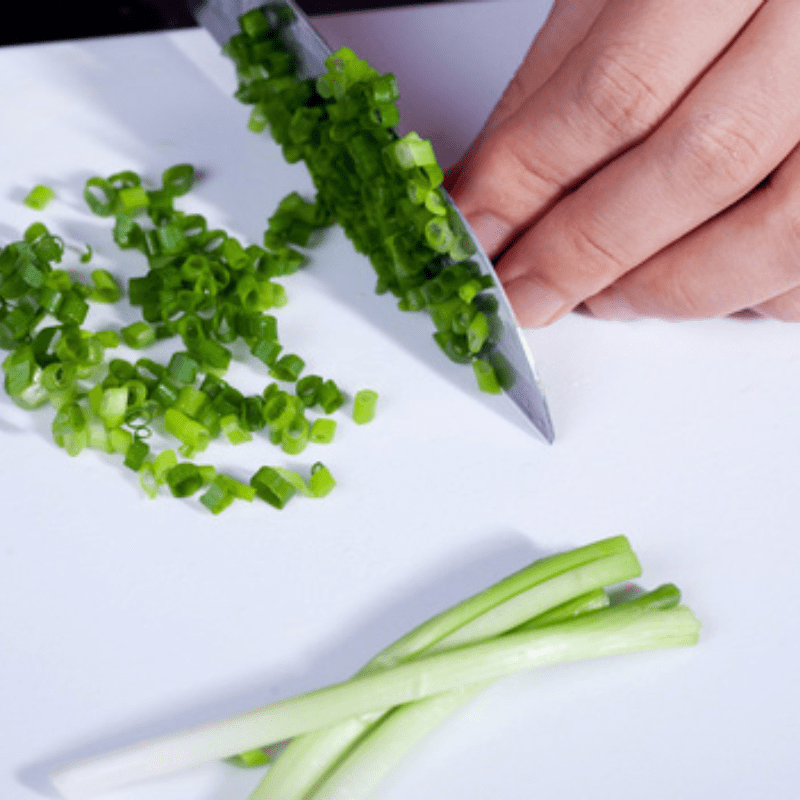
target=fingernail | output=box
[588,288,642,321]
[504,276,570,328]
[466,213,512,257]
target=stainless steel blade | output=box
[189,0,555,442]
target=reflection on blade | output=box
[447,199,555,443]
[190,0,555,442]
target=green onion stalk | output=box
[50,537,701,799]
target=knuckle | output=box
[575,48,666,142]
[560,222,630,290]
[656,269,711,319]
[678,111,768,192]
[482,128,563,204]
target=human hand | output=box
[446,0,800,326]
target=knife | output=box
[188,0,555,443]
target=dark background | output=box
[3,1,446,47]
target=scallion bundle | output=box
[50,536,701,799]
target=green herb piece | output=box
[250,465,297,509]
[472,357,502,394]
[220,413,253,445]
[89,270,122,303]
[309,461,336,497]
[163,407,211,453]
[166,462,207,498]
[352,389,378,424]
[23,184,56,210]
[317,379,344,414]
[120,321,156,349]
[123,438,150,471]
[280,413,309,454]
[269,352,305,382]
[309,417,336,444]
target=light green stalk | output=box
[250,540,637,800]
[310,584,687,800]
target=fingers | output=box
[498,0,800,327]
[449,0,762,258]
[753,288,800,322]
[444,0,608,189]
[582,142,800,322]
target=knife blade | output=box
[189,0,555,443]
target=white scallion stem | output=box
[249,549,638,800]
[311,685,488,800]
[52,604,700,799]
[309,584,684,800]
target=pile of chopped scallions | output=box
[1,163,380,514]
[51,535,701,799]
[224,6,510,394]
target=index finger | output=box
[444,0,607,189]
[448,0,760,256]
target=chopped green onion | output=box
[109,426,133,454]
[83,177,117,217]
[161,163,196,197]
[52,402,89,456]
[352,389,378,424]
[250,465,297,509]
[98,386,129,428]
[23,184,56,210]
[117,185,149,214]
[90,270,122,303]
[167,351,200,384]
[123,438,150,471]
[95,330,120,349]
[220,413,253,445]
[219,474,256,502]
[199,474,256,513]
[163,407,211,453]
[309,461,336,497]
[138,461,159,499]
[318,379,344,414]
[310,417,336,444]
[295,373,322,407]
[472,357,502,394]
[280,413,309,454]
[269,352,305,382]
[120,321,156,349]
[166,462,206,498]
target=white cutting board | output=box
[1,3,799,800]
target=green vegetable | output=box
[49,537,700,798]
[311,586,684,800]
[222,9,509,395]
[309,417,336,444]
[1,157,379,513]
[352,389,378,425]
[89,269,121,303]
[120,321,156,349]
[23,184,55,210]
[251,536,639,800]
[250,465,298,508]
[472,357,502,394]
